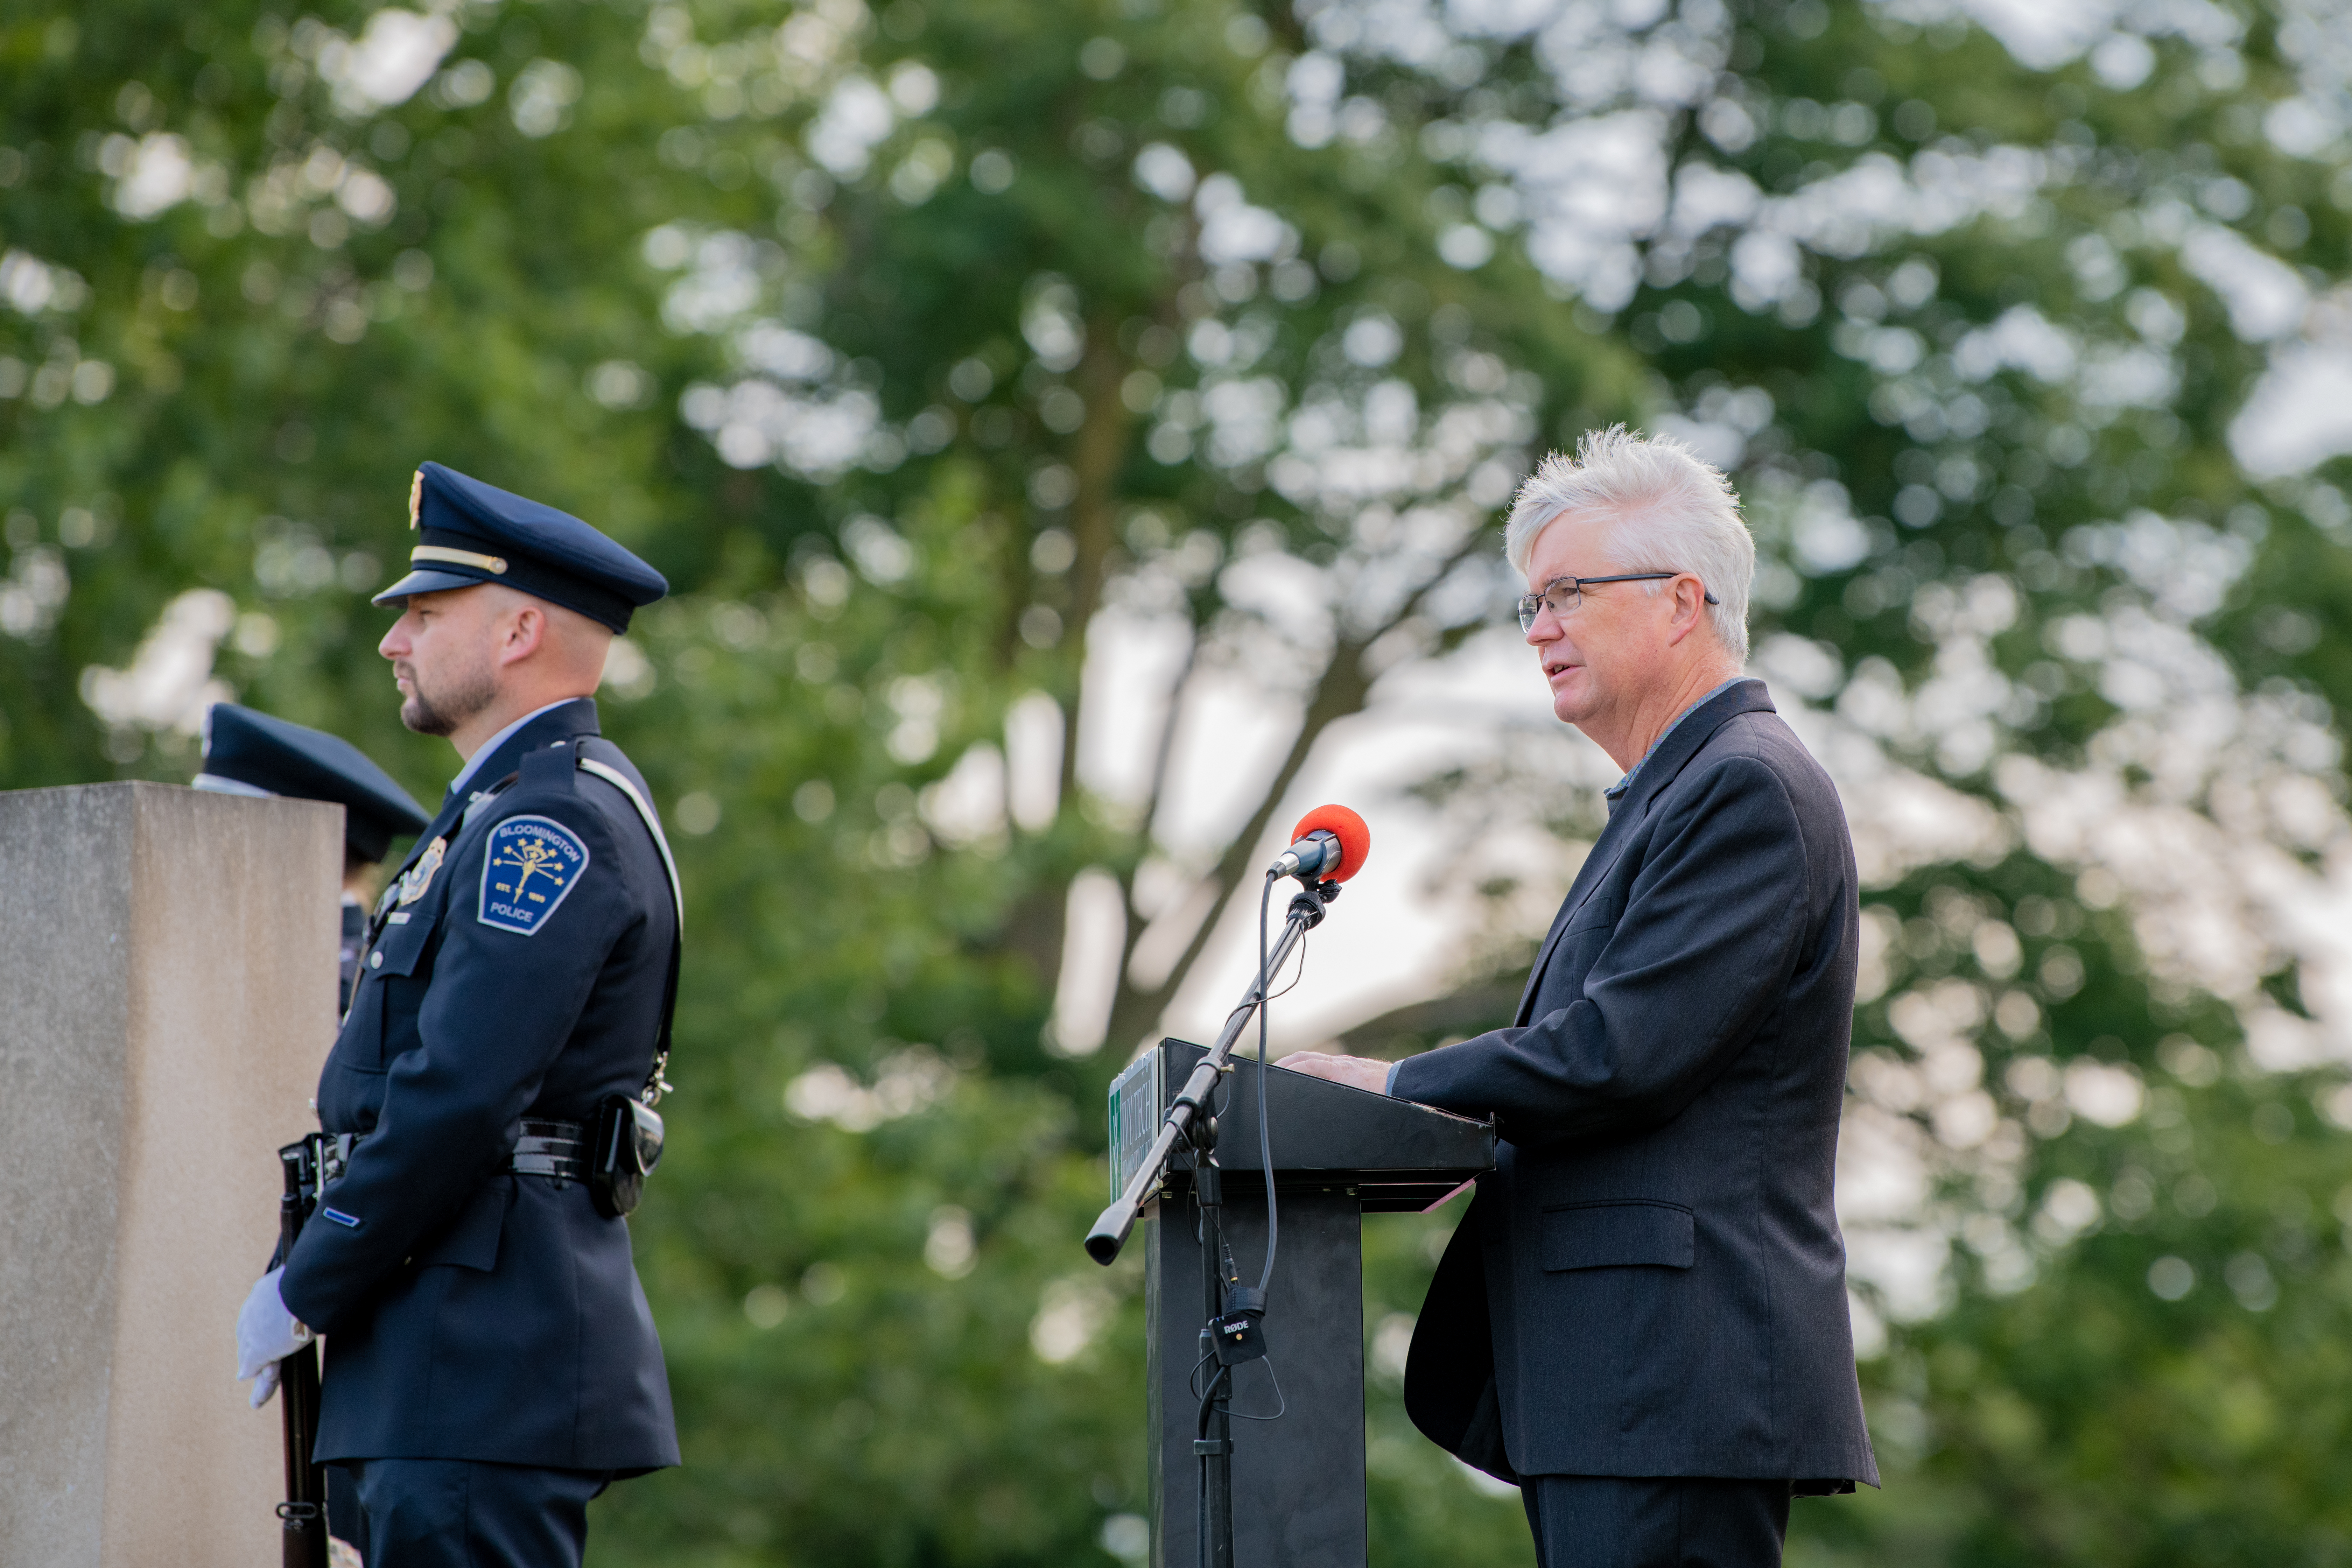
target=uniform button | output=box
[370,952,383,969]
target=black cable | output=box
[1189,1343,1286,1419]
[1191,1072,1229,1248]
[1254,872,1279,1296]
[1264,923,1307,1002]
[1224,1357,1287,1422]
[1198,1370,1227,1440]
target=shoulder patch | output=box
[478,815,590,935]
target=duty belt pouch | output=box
[591,1093,665,1218]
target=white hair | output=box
[1501,426,1755,663]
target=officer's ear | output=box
[489,590,550,667]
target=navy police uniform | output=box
[276,464,679,1565]
[195,702,431,1008]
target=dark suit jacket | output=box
[280,699,679,1472]
[1391,679,1876,1486]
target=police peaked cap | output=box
[195,703,431,864]
[372,461,668,633]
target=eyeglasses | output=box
[1515,573,1719,633]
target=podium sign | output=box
[1112,1039,1494,1568]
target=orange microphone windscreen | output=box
[1290,804,1370,883]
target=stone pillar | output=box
[0,783,340,1567]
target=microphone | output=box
[1268,804,1370,884]
[1270,832,1340,880]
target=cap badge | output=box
[408,470,423,529]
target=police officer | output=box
[194,702,431,1010]
[235,462,682,1565]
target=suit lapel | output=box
[1512,680,1778,1024]
[1514,802,1637,1023]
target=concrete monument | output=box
[0,783,339,1566]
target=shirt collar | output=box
[447,698,582,799]
[1602,676,1746,808]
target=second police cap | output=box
[372,462,668,633]
[195,703,431,864]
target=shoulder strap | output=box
[574,741,684,1105]
[576,755,683,935]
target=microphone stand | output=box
[1084,876,1338,1568]
[1190,1111,1235,1568]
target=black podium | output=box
[1109,1038,1496,1568]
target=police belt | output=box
[509,1119,592,1180]
[319,1119,590,1184]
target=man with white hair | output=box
[1288,427,1875,1565]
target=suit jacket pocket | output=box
[371,909,435,978]
[327,980,388,1075]
[412,1180,509,1272]
[1559,893,1622,936]
[1539,1200,1694,1271]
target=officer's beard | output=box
[399,656,497,738]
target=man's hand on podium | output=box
[1277,1050,1397,1095]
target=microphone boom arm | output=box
[1083,882,1334,1266]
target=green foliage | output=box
[7,0,2352,1563]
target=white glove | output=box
[236,1266,313,1409]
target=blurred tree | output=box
[6,0,2352,1565]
